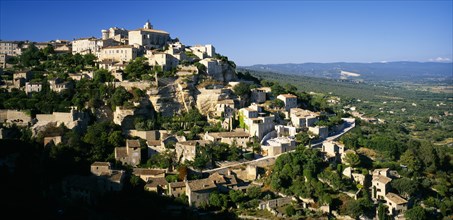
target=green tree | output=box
[229,190,245,203]
[378,202,390,220]
[404,206,427,220]
[233,82,251,97]
[93,69,113,83]
[20,44,42,66]
[391,178,418,198]
[399,149,422,174]
[246,186,261,199]
[124,57,150,80]
[108,130,124,147]
[285,205,296,216]
[343,151,361,167]
[109,86,132,109]
[83,53,97,66]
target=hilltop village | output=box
[0,21,441,219]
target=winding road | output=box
[203,118,356,173]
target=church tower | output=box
[143,20,153,29]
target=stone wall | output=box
[0,110,32,126]
[108,81,156,91]
[196,88,231,115]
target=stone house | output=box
[290,108,320,128]
[144,177,168,195]
[168,181,186,197]
[215,99,235,118]
[186,172,238,207]
[308,126,328,139]
[277,94,298,111]
[203,130,250,149]
[49,78,73,93]
[25,82,42,94]
[175,140,211,163]
[114,139,141,167]
[384,192,408,216]
[372,172,392,200]
[321,141,345,162]
[262,136,296,156]
[99,45,137,62]
[251,87,271,104]
[132,168,166,182]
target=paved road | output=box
[203,118,356,173]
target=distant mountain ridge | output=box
[241,61,452,82]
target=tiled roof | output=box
[131,28,169,34]
[133,168,165,176]
[386,193,407,205]
[115,147,127,158]
[169,181,186,188]
[91,162,111,167]
[373,175,392,184]
[127,139,141,148]
[208,131,250,139]
[103,45,135,49]
[145,177,168,187]
[177,140,211,146]
[147,140,161,146]
[278,93,297,98]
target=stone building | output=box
[262,136,296,156]
[114,139,142,167]
[146,51,178,71]
[277,94,298,111]
[251,87,271,104]
[25,82,42,94]
[290,108,320,128]
[175,140,211,163]
[186,172,238,207]
[321,141,345,162]
[204,130,250,149]
[128,21,170,49]
[0,41,22,56]
[99,45,137,62]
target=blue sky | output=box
[1,1,452,65]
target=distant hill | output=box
[240,62,452,83]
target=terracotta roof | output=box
[103,45,135,49]
[147,140,161,146]
[278,93,297,98]
[207,131,250,139]
[373,175,392,184]
[187,178,217,192]
[145,177,168,187]
[115,147,127,158]
[91,162,111,167]
[169,181,186,188]
[127,139,141,148]
[177,140,211,146]
[131,28,169,34]
[133,168,165,176]
[385,193,407,205]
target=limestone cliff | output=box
[149,75,197,117]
